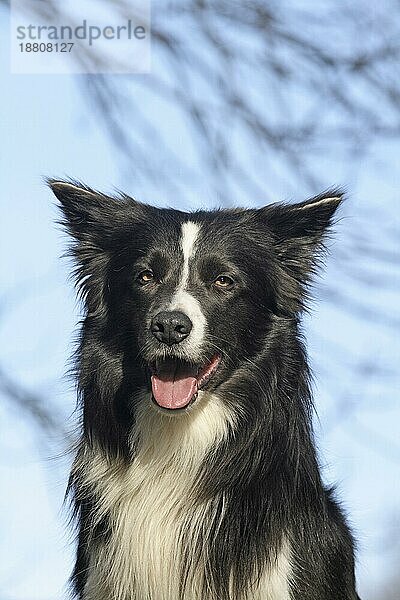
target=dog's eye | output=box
[214,275,234,289]
[137,269,155,285]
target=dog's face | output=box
[50,180,342,413]
[127,213,277,411]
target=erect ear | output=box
[255,190,344,311]
[268,189,342,246]
[48,178,147,312]
[49,179,135,245]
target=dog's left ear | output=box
[264,190,343,252]
[255,190,344,309]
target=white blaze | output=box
[180,221,199,288]
[168,221,206,355]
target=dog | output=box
[49,179,360,600]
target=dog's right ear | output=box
[48,179,149,312]
[48,179,146,246]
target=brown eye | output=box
[214,275,234,289]
[137,269,154,285]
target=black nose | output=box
[151,311,193,346]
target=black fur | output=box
[50,179,360,599]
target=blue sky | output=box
[1,5,400,599]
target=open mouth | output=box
[150,354,221,411]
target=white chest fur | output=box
[78,393,291,600]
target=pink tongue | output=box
[151,362,198,409]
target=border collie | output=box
[49,180,360,600]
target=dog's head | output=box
[50,180,342,414]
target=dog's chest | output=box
[85,450,206,600]
[83,458,291,600]
[81,397,291,600]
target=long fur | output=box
[49,179,360,600]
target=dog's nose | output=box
[151,311,193,346]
